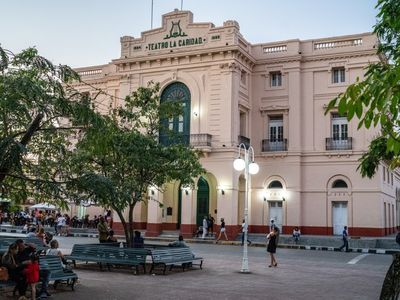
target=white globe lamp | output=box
[248,162,259,175]
[233,158,245,171]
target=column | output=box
[146,190,163,237]
[180,188,197,238]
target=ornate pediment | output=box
[120,10,244,59]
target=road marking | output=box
[347,254,369,264]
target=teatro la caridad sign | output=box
[146,20,204,51]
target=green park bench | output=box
[0,236,48,256]
[39,256,78,290]
[65,244,148,274]
[149,247,203,275]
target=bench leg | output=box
[142,264,147,274]
[163,265,167,275]
[200,260,203,269]
[106,263,111,271]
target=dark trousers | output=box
[10,272,27,296]
[39,269,50,294]
[339,239,349,252]
[241,232,251,245]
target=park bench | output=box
[149,247,203,275]
[0,236,48,255]
[65,244,148,274]
[39,256,78,290]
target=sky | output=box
[1,0,378,67]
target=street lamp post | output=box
[233,143,259,273]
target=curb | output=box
[1,228,399,255]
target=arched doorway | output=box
[159,82,191,145]
[197,177,210,226]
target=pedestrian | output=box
[1,243,28,297]
[395,229,400,247]
[97,216,109,243]
[339,225,350,252]
[168,235,188,247]
[270,219,280,244]
[24,253,40,300]
[267,227,278,267]
[241,219,251,246]
[202,216,208,239]
[133,231,144,248]
[292,227,301,243]
[216,218,228,242]
[56,213,66,236]
[208,214,215,236]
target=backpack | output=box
[396,232,400,245]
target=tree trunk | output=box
[0,113,43,183]
[128,202,135,248]
[113,207,129,247]
[380,253,400,300]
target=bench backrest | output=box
[39,256,64,273]
[70,244,148,263]
[151,248,194,263]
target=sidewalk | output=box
[1,224,399,254]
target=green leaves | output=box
[325,0,400,178]
[0,46,104,206]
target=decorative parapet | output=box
[263,45,287,53]
[314,38,363,50]
[78,69,103,76]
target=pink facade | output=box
[74,10,400,237]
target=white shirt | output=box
[242,222,248,233]
[57,216,66,226]
[203,218,208,229]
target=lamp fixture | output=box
[193,111,198,117]
[151,189,155,195]
[263,197,267,202]
[185,190,189,195]
[221,189,225,195]
[282,197,286,201]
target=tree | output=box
[325,1,399,298]
[66,82,205,246]
[0,46,102,206]
[325,0,400,178]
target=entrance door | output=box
[196,177,209,226]
[269,201,283,230]
[332,202,347,235]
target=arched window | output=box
[332,179,348,188]
[268,180,283,189]
[159,82,191,146]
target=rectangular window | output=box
[331,113,348,140]
[269,116,283,142]
[332,67,345,83]
[270,72,282,87]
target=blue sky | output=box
[1,0,378,67]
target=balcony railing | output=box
[326,137,352,151]
[262,139,288,152]
[190,134,212,147]
[159,134,189,146]
[238,135,250,149]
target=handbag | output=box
[0,266,9,281]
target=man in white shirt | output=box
[57,214,66,236]
[241,219,252,246]
[202,216,208,239]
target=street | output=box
[4,236,389,300]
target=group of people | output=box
[0,237,65,299]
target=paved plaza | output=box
[1,236,392,300]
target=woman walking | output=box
[267,227,278,267]
[216,218,228,242]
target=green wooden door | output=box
[159,82,191,146]
[196,177,209,226]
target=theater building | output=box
[73,9,400,238]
